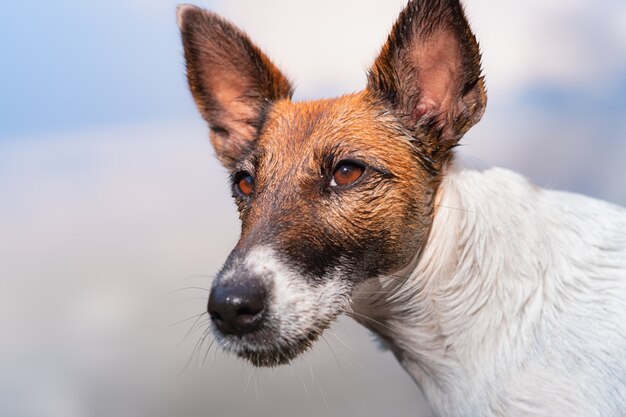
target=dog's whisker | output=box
[342,310,395,333]
[320,334,348,382]
[195,329,212,368]
[309,361,329,409]
[327,328,357,355]
[178,327,210,376]
[244,361,255,393]
[212,341,220,365]
[201,338,216,367]
[299,373,311,404]
[253,366,260,400]
[177,274,216,281]
[179,296,209,303]
[434,203,473,213]
[166,286,210,296]
[169,311,207,328]
[172,313,208,352]
[353,290,397,294]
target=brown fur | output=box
[233,93,436,278]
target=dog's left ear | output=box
[367,0,486,154]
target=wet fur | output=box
[178,1,626,416]
[353,162,626,416]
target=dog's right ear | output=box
[177,5,293,170]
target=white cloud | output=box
[468,0,626,98]
[210,0,626,100]
[213,0,408,98]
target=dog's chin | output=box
[216,316,336,367]
[237,331,321,367]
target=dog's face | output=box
[209,96,436,365]
[178,0,486,366]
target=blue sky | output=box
[0,0,200,137]
[2,0,625,151]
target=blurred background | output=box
[1,0,625,416]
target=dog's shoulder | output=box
[434,156,626,416]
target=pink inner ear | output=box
[211,71,246,105]
[411,31,462,122]
[207,69,259,135]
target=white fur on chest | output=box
[352,159,626,417]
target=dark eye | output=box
[235,172,254,196]
[330,161,364,188]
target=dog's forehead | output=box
[260,94,370,150]
[255,93,412,169]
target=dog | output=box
[177,1,626,415]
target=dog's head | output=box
[177,0,486,366]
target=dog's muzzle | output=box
[206,246,352,367]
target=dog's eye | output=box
[235,172,254,196]
[331,161,364,187]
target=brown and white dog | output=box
[177,1,626,416]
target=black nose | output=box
[208,281,267,336]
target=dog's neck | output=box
[351,157,549,414]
